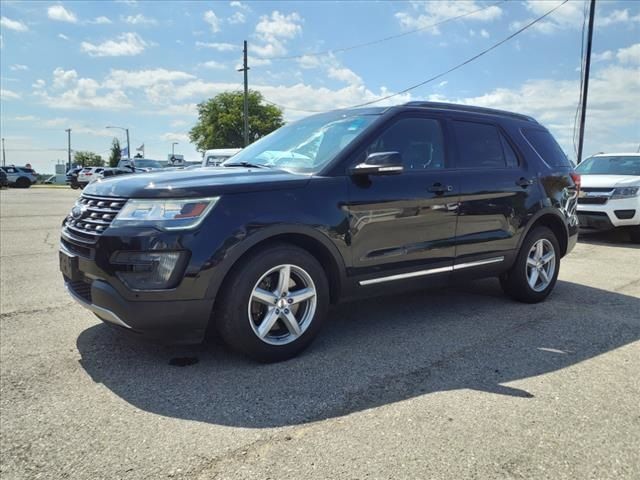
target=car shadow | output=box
[578,228,639,249]
[76,279,639,428]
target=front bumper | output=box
[64,275,213,343]
[577,197,640,230]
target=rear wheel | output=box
[15,177,31,188]
[215,244,329,362]
[500,226,560,303]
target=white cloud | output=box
[195,41,236,52]
[228,11,246,24]
[58,33,70,40]
[592,50,614,63]
[253,11,303,58]
[123,14,157,25]
[328,66,362,86]
[396,1,502,35]
[598,9,640,27]
[1,88,21,100]
[89,16,112,25]
[103,68,196,89]
[297,55,322,69]
[479,28,489,38]
[10,64,28,71]
[161,132,190,143]
[14,115,39,121]
[171,119,188,127]
[43,118,69,128]
[32,79,45,89]
[230,1,250,11]
[198,60,227,70]
[203,10,221,33]
[52,68,78,88]
[617,43,640,65]
[1,16,28,31]
[47,5,78,23]
[81,33,149,57]
[511,2,640,34]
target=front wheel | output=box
[15,177,31,188]
[500,226,560,303]
[215,244,329,362]
[629,226,640,244]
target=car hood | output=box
[83,166,311,198]
[580,174,640,189]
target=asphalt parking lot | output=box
[1,187,639,480]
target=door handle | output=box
[516,177,534,188]
[428,183,453,194]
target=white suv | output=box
[575,153,640,242]
[77,167,105,187]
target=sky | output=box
[1,0,639,174]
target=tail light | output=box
[85,173,92,176]
[570,172,581,194]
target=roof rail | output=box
[404,101,538,123]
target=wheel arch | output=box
[519,209,570,257]
[207,225,346,306]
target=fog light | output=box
[112,251,186,290]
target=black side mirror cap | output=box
[350,151,404,176]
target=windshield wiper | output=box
[224,161,270,169]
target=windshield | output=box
[576,156,640,175]
[223,111,379,173]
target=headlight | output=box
[611,187,639,199]
[112,197,219,230]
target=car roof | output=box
[591,152,640,157]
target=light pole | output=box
[65,129,72,169]
[1,137,5,167]
[171,142,178,156]
[106,126,130,159]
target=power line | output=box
[262,0,508,61]
[263,0,569,113]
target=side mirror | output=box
[350,151,404,176]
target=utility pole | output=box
[172,142,178,155]
[65,128,72,170]
[576,0,596,164]
[126,129,131,159]
[237,40,250,147]
[1,138,5,167]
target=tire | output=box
[15,177,31,188]
[70,183,80,190]
[500,226,560,303]
[215,243,329,362]
[630,226,640,244]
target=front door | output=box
[345,115,459,285]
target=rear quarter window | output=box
[522,128,571,167]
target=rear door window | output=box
[452,121,507,169]
[522,128,571,166]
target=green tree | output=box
[189,90,284,151]
[74,151,104,167]
[109,138,121,167]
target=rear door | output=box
[451,118,533,272]
[346,114,460,285]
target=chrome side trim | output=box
[65,283,132,329]
[359,266,452,286]
[359,256,504,286]
[452,256,504,270]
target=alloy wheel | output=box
[248,264,317,345]
[526,238,556,292]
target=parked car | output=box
[0,165,37,188]
[575,152,640,242]
[77,167,105,187]
[60,102,579,362]
[202,148,242,167]
[66,166,84,189]
[0,169,8,188]
[44,175,57,184]
[118,158,168,171]
[90,167,140,182]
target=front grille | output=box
[578,197,608,205]
[66,279,92,303]
[582,187,614,193]
[63,194,126,245]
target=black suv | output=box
[60,102,579,362]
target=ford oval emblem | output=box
[71,204,87,219]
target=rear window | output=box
[522,128,571,167]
